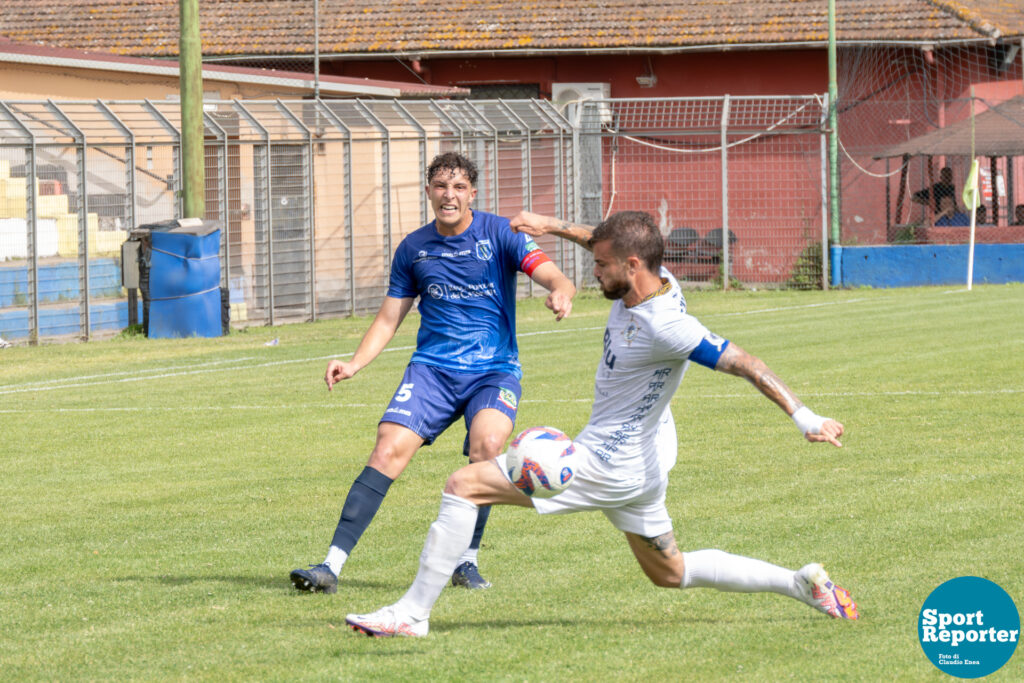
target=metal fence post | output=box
[465,101,499,213]
[97,100,136,232]
[355,100,392,262]
[0,103,39,342]
[48,100,91,338]
[233,100,274,325]
[428,100,464,153]
[819,93,830,290]
[316,101,355,316]
[498,100,534,295]
[392,100,429,226]
[27,141,37,343]
[143,100,182,219]
[720,94,731,291]
[203,111,230,289]
[533,100,572,279]
[575,101,606,289]
[98,100,138,325]
[276,99,316,322]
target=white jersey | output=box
[574,269,719,485]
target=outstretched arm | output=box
[714,342,844,447]
[325,296,415,391]
[510,211,596,251]
[528,261,576,321]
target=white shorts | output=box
[496,442,674,538]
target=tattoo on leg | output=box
[642,531,680,557]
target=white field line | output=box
[2,387,1021,414]
[0,355,261,390]
[0,297,876,398]
[0,349,407,396]
[704,297,871,317]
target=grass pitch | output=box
[1,284,1022,681]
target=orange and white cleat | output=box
[797,563,860,620]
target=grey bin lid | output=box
[130,218,221,238]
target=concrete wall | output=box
[833,244,1024,288]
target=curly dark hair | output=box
[426,152,478,186]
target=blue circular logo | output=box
[919,577,1020,678]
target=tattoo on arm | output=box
[555,220,595,250]
[715,343,803,415]
[642,531,681,557]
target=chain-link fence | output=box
[1,96,833,343]
[0,98,584,342]
[575,96,829,289]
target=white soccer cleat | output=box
[345,605,429,638]
[795,563,860,620]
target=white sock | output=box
[681,549,799,599]
[323,546,348,577]
[395,493,478,621]
[458,547,479,566]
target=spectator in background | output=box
[1014,204,1024,225]
[912,167,955,212]
[975,205,988,225]
[935,195,970,227]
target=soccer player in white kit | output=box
[345,210,858,637]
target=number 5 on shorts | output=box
[395,383,414,402]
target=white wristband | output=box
[792,406,826,436]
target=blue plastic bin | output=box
[136,219,223,338]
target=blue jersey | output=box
[387,211,551,379]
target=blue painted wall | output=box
[0,258,133,339]
[833,244,1024,288]
[0,258,123,307]
[0,301,139,339]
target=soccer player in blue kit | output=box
[290,153,576,594]
[345,210,857,637]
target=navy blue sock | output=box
[469,504,491,551]
[330,466,394,554]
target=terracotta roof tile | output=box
[0,0,1020,58]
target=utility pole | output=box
[180,0,205,218]
[827,0,840,247]
[826,0,841,287]
[314,0,321,99]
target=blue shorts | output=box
[380,363,522,447]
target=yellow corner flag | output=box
[962,159,981,210]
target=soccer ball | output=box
[506,426,578,498]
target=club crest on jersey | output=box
[498,388,518,410]
[475,239,493,261]
[623,321,640,344]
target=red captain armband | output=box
[520,249,551,276]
